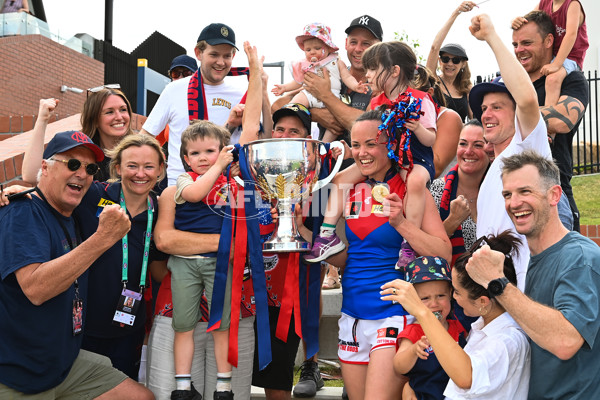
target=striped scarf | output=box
[188,67,250,121]
[439,164,465,266]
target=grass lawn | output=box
[572,173,600,225]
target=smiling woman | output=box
[20,104,168,379]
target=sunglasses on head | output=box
[170,69,194,79]
[285,103,311,116]
[51,157,100,176]
[86,84,121,97]
[440,56,463,64]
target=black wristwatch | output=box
[488,277,510,298]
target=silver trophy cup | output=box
[244,138,344,252]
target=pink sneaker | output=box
[303,233,345,263]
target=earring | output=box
[461,68,464,72]
[479,305,489,316]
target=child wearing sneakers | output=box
[392,256,466,400]
[272,22,368,143]
[512,0,588,109]
[304,42,437,272]
[169,120,236,400]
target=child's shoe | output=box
[214,391,234,400]
[395,240,417,273]
[303,233,345,263]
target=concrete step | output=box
[251,385,344,399]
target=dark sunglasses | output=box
[170,69,194,79]
[51,158,99,176]
[87,83,121,97]
[440,56,463,64]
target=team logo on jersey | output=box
[345,201,361,219]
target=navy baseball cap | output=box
[197,23,238,50]
[272,103,312,135]
[469,76,513,122]
[345,15,383,41]
[407,256,451,284]
[43,131,104,162]
[169,54,198,74]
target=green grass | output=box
[572,173,600,225]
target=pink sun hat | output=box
[295,22,339,52]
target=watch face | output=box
[489,280,502,295]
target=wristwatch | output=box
[487,277,510,298]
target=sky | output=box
[41,0,596,86]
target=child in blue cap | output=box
[393,256,467,399]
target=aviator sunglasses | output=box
[440,55,463,65]
[86,83,121,97]
[51,158,100,176]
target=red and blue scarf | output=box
[439,165,465,266]
[188,67,249,121]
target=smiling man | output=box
[465,150,600,399]
[141,23,247,185]
[512,10,588,232]
[0,131,151,398]
[467,14,550,291]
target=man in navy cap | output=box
[168,54,198,81]
[141,23,247,185]
[467,13,551,292]
[0,131,151,398]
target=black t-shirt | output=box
[532,71,588,190]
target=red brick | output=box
[4,157,15,180]
[14,153,24,176]
[581,225,588,237]
[588,225,598,238]
[592,239,600,247]
[0,161,5,182]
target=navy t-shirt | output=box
[0,196,87,393]
[76,182,165,338]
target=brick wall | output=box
[581,225,600,246]
[0,34,104,126]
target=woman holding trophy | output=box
[323,109,451,400]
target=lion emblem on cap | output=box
[221,27,229,37]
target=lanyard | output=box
[34,187,82,299]
[119,188,153,292]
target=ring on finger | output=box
[392,288,397,295]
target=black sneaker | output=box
[342,386,348,400]
[293,360,324,397]
[171,384,202,400]
[214,391,234,400]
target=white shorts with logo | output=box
[338,313,415,364]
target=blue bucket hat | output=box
[468,76,513,122]
[406,256,451,284]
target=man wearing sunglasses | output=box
[0,131,153,398]
[141,23,247,186]
[512,11,588,232]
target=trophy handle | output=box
[312,141,345,193]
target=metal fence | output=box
[574,71,599,175]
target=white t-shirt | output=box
[142,74,247,185]
[476,115,549,290]
[443,312,531,399]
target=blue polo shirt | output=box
[76,182,164,338]
[0,196,88,394]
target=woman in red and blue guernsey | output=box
[326,109,451,400]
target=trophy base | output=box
[263,240,311,253]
